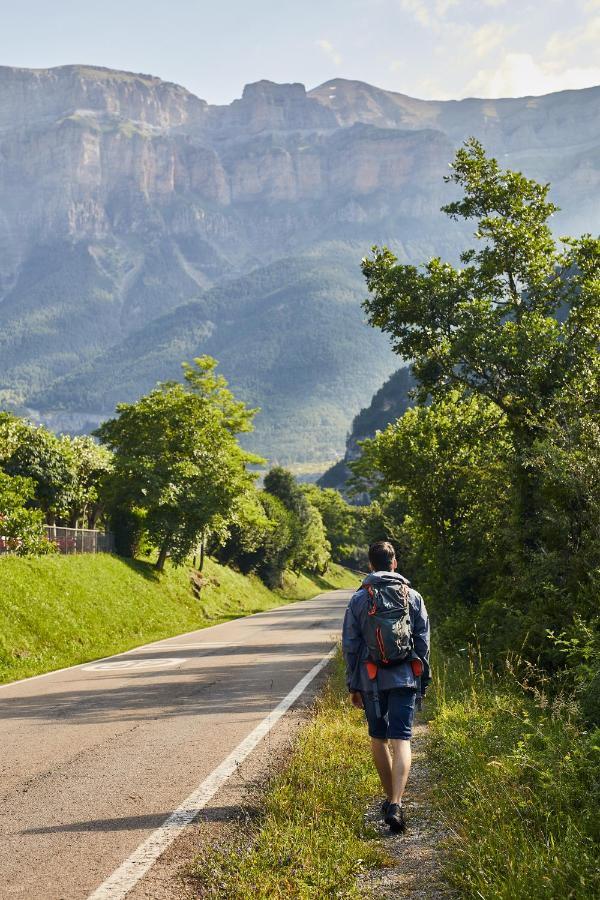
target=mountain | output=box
[0,66,598,463]
[318,366,416,492]
[33,255,402,463]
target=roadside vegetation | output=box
[186,651,388,899]
[0,554,356,684]
[428,650,600,899]
[0,335,366,687]
[351,140,600,896]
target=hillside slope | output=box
[31,254,399,462]
[0,554,356,683]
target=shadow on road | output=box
[0,638,341,726]
[22,804,247,834]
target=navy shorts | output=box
[362,687,417,740]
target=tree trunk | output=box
[156,535,171,572]
[512,425,542,556]
[89,505,100,530]
[199,531,206,572]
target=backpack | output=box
[363,579,413,667]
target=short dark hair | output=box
[368,541,396,571]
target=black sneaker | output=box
[380,798,390,818]
[384,802,406,833]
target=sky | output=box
[1,0,599,104]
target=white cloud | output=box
[544,13,600,65]
[469,22,515,57]
[465,51,600,97]
[399,0,432,27]
[315,39,343,66]
[399,0,460,28]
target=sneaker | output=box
[384,802,406,833]
[380,798,390,818]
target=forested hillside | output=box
[319,365,415,491]
[29,254,398,463]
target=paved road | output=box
[0,589,351,900]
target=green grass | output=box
[186,650,388,898]
[0,555,356,684]
[427,651,600,899]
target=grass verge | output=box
[427,651,600,899]
[186,650,388,898]
[0,555,357,684]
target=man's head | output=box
[368,540,397,572]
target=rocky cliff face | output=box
[0,65,598,462]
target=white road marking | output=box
[86,647,336,900]
[82,658,187,672]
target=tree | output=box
[263,467,331,573]
[0,472,53,555]
[0,415,77,524]
[65,436,113,528]
[95,357,262,571]
[362,139,600,549]
[354,392,512,607]
[302,484,368,565]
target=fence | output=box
[0,526,115,555]
[43,526,115,555]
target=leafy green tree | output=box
[95,357,261,571]
[0,472,53,555]
[251,492,297,587]
[302,484,368,566]
[263,467,331,573]
[210,488,274,570]
[213,490,297,587]
[354,392,512,607]
[0,413,24,461]
[292,503,331,575]
[0,415,77,524]
[65,436,113,528]
[362,138,600,549]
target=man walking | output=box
[342,541,430,833]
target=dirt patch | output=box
[358,722,453,899]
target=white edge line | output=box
[86,646,336,900]
[0,591,351,691]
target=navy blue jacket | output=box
[342,571,431,694]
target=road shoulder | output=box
[125,664,329,899]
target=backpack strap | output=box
[362,581,377,616]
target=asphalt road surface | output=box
[0,588,352,900]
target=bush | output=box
[0,472,53,556]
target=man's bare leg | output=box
[370,737,393,800]
[389,738,412,804]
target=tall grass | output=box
[428,649,600,899]
[186,652,388,898]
